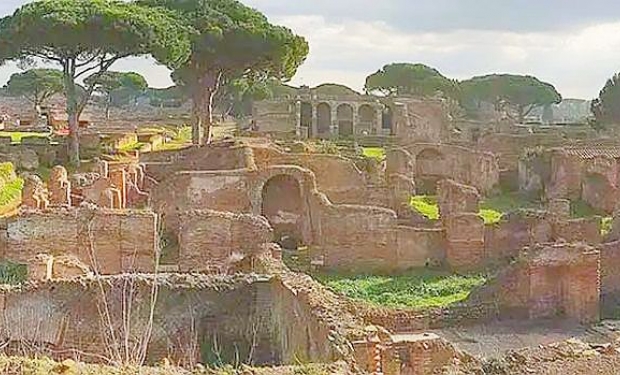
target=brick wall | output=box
[1,207,157,274]
[178,210,273,273]
[469,243,600,323]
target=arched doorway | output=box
[316,102,331,136]
[337,104,354,137]
[358,104,376,135]
[416,148,445,194]
[261,174,304,249]
[382,106,394,135]
[300,102,312,137]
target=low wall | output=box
[0,207,158,274]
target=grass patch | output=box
[362,147,385,160]
[409,195,439,220]
[117,141,145,152]
[480,192,542,213]
[602,217,613,236]
[478,209,503,225]
[0,178,23,207]
[314,270,486,309]
[156,126,192,151]
[409,195,504,224]
[571,199,606,218]
[0,162,22,216]
[0,261,27,285]
[0,131,49,143]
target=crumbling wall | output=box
[252,100,296,133]
[178,210,273,273]
[315,203,445,272]
[1,207,157,275]
[0,274,342,366]
[401,143,499,194]
[144,141,256,182]
[469,243,600,323]
[393,98,451,144]
[437,179,479,218]
[251,145,381,206]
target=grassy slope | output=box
[315,270,486,310]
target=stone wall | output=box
[547,148,620,213]
[178,210,273,273]
[252,100,296,134]
[397,143,499,194]
[0,207,158,275]
[392,98,451,144]
[469,242,600,323]
[600,240,620,315]
[251,145,383,206]
[0,274,349,366]
[477,132,566,171]
[0,140,63,171]
[143,140,255,182]
[316,203,445,272]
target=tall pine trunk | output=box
[63,58,80,166]
[191,72,219,145]
[191,88,203,145]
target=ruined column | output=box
[21,174,49,210]
[48,165,71,206]
[94,158,109,179]
[311,104,318,139]
[352,104,358,137]
[330,103,339,138]
[109,169,127,209]
[375,107,383,135]
[294,100,302,138]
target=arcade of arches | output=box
[297,100,394,138]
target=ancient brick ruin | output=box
[1,92,620,374]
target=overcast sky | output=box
[2,0,620,99]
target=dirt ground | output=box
[441,320,620,374]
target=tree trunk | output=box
[63,58,80,166]
[202,86,215,145]
[190,89,203,145]
[105,95,111,120]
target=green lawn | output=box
[315,270,486,309]
[362,147,385,160]
[0,131,49,143]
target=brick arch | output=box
[337,103,354,137]
[252,166,319,245]
[316,102,331,135]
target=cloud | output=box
[1,0,618,99]
[274,15,620,98]
[245,0,620,33]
